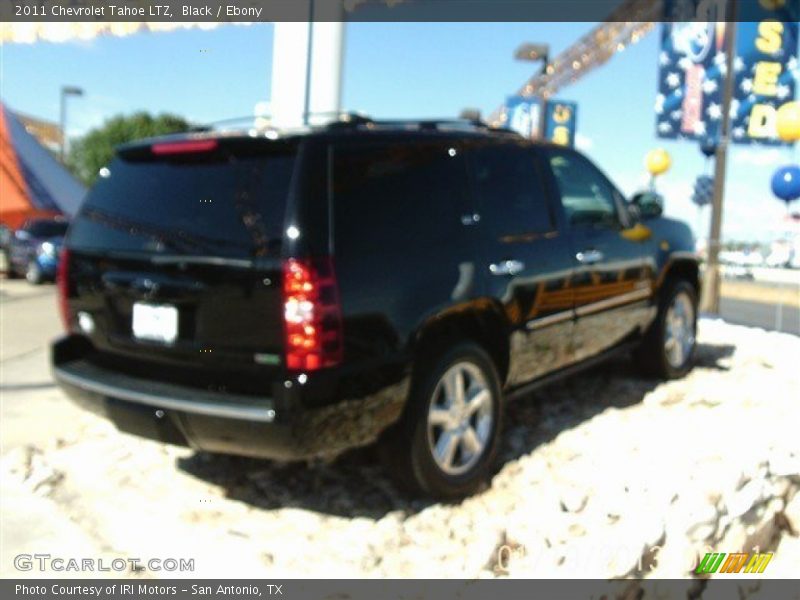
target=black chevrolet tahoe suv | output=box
[52,117,700,497]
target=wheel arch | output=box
[409,299,512,386]
[657,255,701,300]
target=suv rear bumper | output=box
[52,336,410,461]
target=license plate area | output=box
[132,302,179,345]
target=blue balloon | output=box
[692,175,714,207]
[699,138,717,158]
[771,165,800,203]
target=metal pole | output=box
[59,89,67,163]
[537,57,549,141]
[302,0,315,126]
[537,99,547,140]
[703,7,738,314]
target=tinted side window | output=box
[332,140,467,255]
[547,149,620,229]
[470,143,553,239]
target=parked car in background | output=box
[0,223,12,273]
[766,238,799,269]
[52,117,700,498]
[7,217,70,284]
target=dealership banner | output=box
[657,0,799,145]
[543,100,578,147]
[730,0,799,145]
[656,5,730,142]
[504,96,543,139]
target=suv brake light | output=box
[151,140,218,155]
[282,257,343,371]
[56,248,72,332]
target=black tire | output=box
[636,279,698,379]
[380,342,503,498]
[25,260,42,285]
[4,251,20,279]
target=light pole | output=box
[514,42,549,69]
[514,43,550,139]
[703,16,738,314]
[59,85,84,163]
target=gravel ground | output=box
[1,317,799,584]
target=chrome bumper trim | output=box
[54,365,276,423]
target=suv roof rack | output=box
[323,115,520,136]
[187,112,520,138]
[189,112,371,133]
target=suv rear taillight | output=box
[56,247,72,332]
[282,257,343,371]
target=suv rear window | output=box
[26,220,69,238]
[68,147,297,259]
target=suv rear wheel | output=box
[636,279,697,378]
[381,342,503,498]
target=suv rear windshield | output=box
[68,146,297,259]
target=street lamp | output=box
[514,42,550,69]
[59,85,84,163]
[514,43,550,139]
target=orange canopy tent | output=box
[0,103,85,230]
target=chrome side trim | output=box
[526,310,574,330]
[54,366,277,423]
[575,287,652,318]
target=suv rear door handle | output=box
[576,249,604,265]
[489,260,525,276]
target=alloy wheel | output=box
[426,362,493,476]
[664,290,696,368]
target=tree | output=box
[68,112,192,186]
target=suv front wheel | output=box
[637,279,697,378]
[381,342,503,498]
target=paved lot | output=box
[718,275,800,335]
[0,281,76,451]
[719,297,800,336]
[1,277,799,583]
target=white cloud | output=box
[732,147,787,168]
[575,133,593,152]
[615,171,652,198]
[657,176,791,243]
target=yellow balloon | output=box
[776,102,800,142]
[645,148,671,177]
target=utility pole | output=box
[271,3,344,129]
[703,5,738,314]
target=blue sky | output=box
[1,22,797,242]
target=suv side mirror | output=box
[630,191,664,219]
[627,203,642,222]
